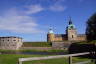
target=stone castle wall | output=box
[47,34,86,42]
[54,37,64,42]
[0,36,23,50]
[77,36,86,41]
[52,42,71,50]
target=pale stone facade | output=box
[0,36,23,50]
[67,29,77,41]
[52,42,71,49]
[47,19,86,42]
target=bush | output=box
[88,40,96,44]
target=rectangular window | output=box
[72,35,74,38]
[13,40,16,41]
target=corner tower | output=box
[47,28,55,42]
[66,18,77,41]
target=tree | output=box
[86,13,96,41]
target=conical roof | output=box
[68,18,75,29]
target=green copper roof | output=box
[68,24,75,29]
[48,29,54,34]
[67,17,75,29]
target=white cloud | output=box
[49,5,67,11]
[25,5,44,14]
[0,7,44,33]
[0,3,67,34]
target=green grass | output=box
[75,40,96,44]
[0,54,93,64]
[23,57,68,64]
[0,49,17,52]
[21,49,68,53]
[0,49,68,53]
[0,54,44,64]
[22,42,52,47]
[23,57,91,64]
[44,49,68,52]
[88,40,96,44]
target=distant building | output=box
[47,19,86,42]
[0,36,23,50]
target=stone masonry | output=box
[0,36,23,50]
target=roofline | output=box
[0,36,22,39]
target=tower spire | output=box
[69,17,72,25]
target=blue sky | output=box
[0,0,96,42]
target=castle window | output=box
[2,40,4,42]
[13,40,16,41]
[12,44,15,46]
[72,35,74,38]
[18,40,19,42]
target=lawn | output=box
[0,54,93,64]
[0,54,44,64]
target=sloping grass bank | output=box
[22,42,52,47]
[0,54,43,64]
[0,54,92,64]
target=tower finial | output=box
[49,26,53,31]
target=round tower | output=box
[66,18,77,41]
[47,29,55,42]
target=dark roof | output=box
[55,34,66,37]
[0,36,22,39]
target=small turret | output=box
[48,29,54,34]
[47,28,54,42]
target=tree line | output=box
[86,13,96,42]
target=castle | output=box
[47,19,86,42]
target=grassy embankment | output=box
[20,42,67,52]
[0,54,93,64]
[75,40,96,44]
[1,41,96,53]
[0,42,68,54]
[0,49,68,53]
[22,42,52,47]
